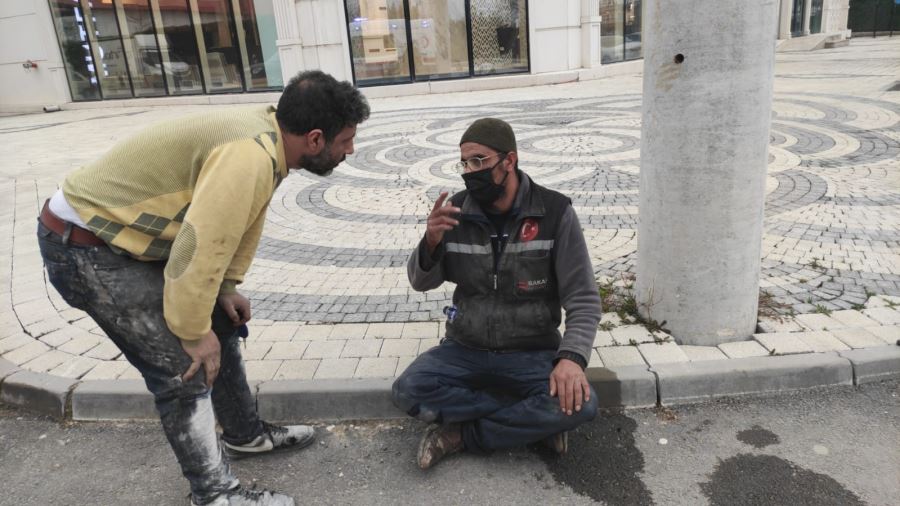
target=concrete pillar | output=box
[635,0,778,346]
[778,0,793,39]
[273,0,305,83]
[581,0,602,68]
[802,0,812,35]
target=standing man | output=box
[393,118,602,469]
[37,71,369,505]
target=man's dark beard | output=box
[301,144,344,176]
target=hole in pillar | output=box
[674,54,685,64]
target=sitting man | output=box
[393,118,602,469]
[37,71,369,505]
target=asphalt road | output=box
[2,381,898,505]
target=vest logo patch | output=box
[520,218,539,242]
[517,278,548,291]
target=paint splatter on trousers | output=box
[38,221,263,502]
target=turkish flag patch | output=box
[520,218,539,242]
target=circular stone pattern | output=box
[243,93,900,322]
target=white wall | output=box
[822,0,850,35]
[528,0,582,74]
[0,0,69,111]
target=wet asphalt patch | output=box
[700,454,865,506]
[539,412,654,505]
[736,425,780,449]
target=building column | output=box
[634,0,778,346]
[778,0,793,39]
[581,0,602,68]
[802,0,812,35]
[273,0,305,83]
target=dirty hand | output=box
[217,292,252,326]
[181,330,221,388]
[549,359,591,416]
[425,191,461,255]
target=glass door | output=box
[790,0,805,37]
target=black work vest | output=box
[442,173,571,351]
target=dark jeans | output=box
[392,339,598,453]
[37,221,263,503]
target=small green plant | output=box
[598,321,616,331]
[597,274,669,334]
[851,303,865,311]
[886,300,898,309]
[812,304,832,316]
[864,288,876,298]
[758,289,790,320]
[807,257,823,270]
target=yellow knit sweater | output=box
[63,106,288,342]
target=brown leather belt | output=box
[40,199,107,247]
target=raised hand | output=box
[425,191,461,255]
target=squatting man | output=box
[37,71,369,505]
[393,118,603,468]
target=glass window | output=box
[470,0,528,76]
[408,0,469,80]
[346,0,412,85]
[194,0,243,92]
[154,0,204,94]
[118,0,167,96]
[49,0,101,100]
[80,0,132,99]
[624,0,642,61]
[809,0,823,34]
[600,0,624,63]
[238,0,283,89]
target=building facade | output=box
[0,0,849,112]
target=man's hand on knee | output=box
[549,359,590,416]
[181,330,222,388]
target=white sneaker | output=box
[192,486,295,506]
[224,422,315,458]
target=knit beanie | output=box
[459,118,517,153]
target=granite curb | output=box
[1,346,897,421]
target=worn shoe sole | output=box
[224,433,316,460]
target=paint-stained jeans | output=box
[37,221,263,504]
[392,338,599,453]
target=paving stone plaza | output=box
[1,37,898,384]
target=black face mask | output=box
[462,165,509,206]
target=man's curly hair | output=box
[276,70,370,141]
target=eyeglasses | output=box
[453,152,507,173]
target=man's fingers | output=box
[574,380,584,412]
[549,375,557,397]
[429,216,459,228]
[203,359,220,388]
[563,378,574,415]
[182,360,201,382]
[433,205,461,217]
[223,303,240,324]
[582,378,591,402]
[236,303,251,324]
[431,191,449,213]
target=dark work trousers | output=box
[392,338,599,453]
[37,221,264,504]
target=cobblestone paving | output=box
[1,38,898,381]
